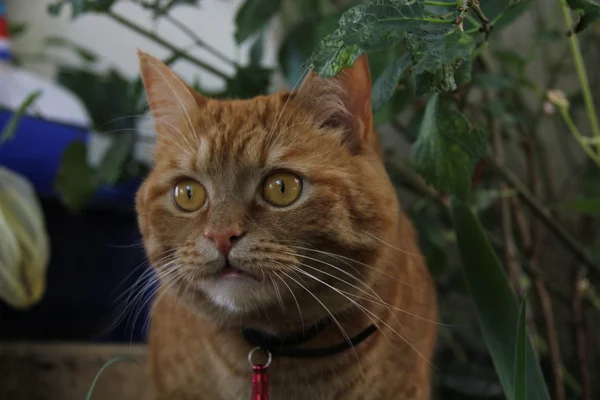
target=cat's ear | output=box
[137,49,205,132]
[296,54,372,151]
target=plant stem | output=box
[573,267,592,400]
[162,14,239,68]
[484,154,600,279]
[424,1,457,6]
[106,10,230,80]
[559,0,600,147]
[557,107,600,167]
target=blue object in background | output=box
[0,111,89,195]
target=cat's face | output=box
[136,51,399,324]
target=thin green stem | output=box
[106,10,230,80]
[558,108,600,167]
[163,14,239,68]
[559,0,600,146]
[424,1,457,6]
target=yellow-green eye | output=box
[263,172,302,207]
[173,179,206,212]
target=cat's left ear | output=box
[137,50,205,134]
[296,54,372,151]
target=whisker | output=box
[287,265,438,372]
[278,270,360,366]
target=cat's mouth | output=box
[217,262,260,283]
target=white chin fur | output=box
[200,279,262,313]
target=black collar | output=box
[241,317,377,358]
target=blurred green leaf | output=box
[306,0,474,94]
[451,199,551,400]
[278,12,342,86]
[565,197,600,216]
[46,36,97,63]
[97,132,136,186]
[411,94,489,200]
[0,91,42,145]
[8,22,28,38]
[250,32,265,65]
[453,57,472,87]
[47,0,116,18]
[224,66,272,99]
[372,53,412,112]
[514,296,528,400]
[55,141,98,213]
[591,245,600,265]
[492,0,533,31]
[566,0,600,34]
[234,0,283,44]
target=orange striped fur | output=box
[135,50,438,399]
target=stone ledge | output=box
[0,342,151,400]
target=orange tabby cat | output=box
[135,49,438,399]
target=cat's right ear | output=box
[137,49,205,133]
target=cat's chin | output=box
[198,274,267,313]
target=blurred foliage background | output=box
[6,0,600,399]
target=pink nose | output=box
[204,228,244,255]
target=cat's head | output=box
[135,50,400,327]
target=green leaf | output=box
[55,141,98,213]
[85,357,139,400]
[47,0,116,18]
[8,22,28,38]
[223,66,272,99]
[405,24,475,94]
[45,36,97,63]
[566,0,600,34]
[492,0,534,32]
[411,94,489,200]
[305,0,474,95]
[234,0,283,44]
[451,199,551,400]
[565,197,600,216]
[278,12,343,86]
[0,91,43,145]
[250,32,265,65]
[513,296,528,400]
[97,132,136,186]
[371,53,412,112]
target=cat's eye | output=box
[263,172,302,207]
[173,179,206,212]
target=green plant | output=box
[17,0,600,398]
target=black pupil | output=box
[278,179,286,194]
[186,186,193,199]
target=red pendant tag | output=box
[248,347,272,400]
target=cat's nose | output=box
[204,228,244,255]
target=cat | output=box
[135,49,438,399]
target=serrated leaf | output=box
[97,132,136,186]
[0,91,42,145]
[451,199,551,400]
[305,0,473,95]
[411,94,489,200]
[406,24,475,94]
[234,0,283,44]
[55,141,98,213]
[566,0,600,34]
[372,53,412,112]
[565,197,600,216]
[514,296,528,400]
